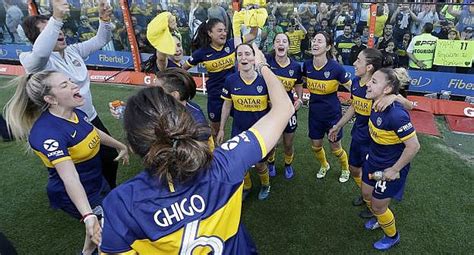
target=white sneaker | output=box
[339,170,350,183]
[316,164,330,179]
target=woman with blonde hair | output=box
[4,71,129,255]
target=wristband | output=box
[100,17,111,22]
[80,212,95,222]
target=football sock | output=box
[268,149,276,164]
[243,172,252,190]
[258,167,270,186]
[353,176,362,188]
[311,146,329,168]
[284,153,294,166]
[332,148,349,171]
[375,208,397,237]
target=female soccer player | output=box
[20,0,120,188]
[329,49,413,216]
[216,43,272,200]
[265,33,303,179]
[303,31,351,183]
[143,35,184,73]
[99,45,294,254]
[183,18,257,137]
[4,71,129,255]
[362,68,420,250]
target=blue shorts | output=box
[207,96,224,122]
[349,139,370,168]
[362,161,409,201]
[60,181,110,219]
[284,112,298,134]
[308,116,343,141]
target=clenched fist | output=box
[52,0,70,21]
[99,0,113,22]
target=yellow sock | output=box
[353,176,362,188]
[375,208,397,237]
[268,149,276,164]
[258,168,270,186]
[364,199,374,214]
[332,148,349,171]
[284,153,294,166]
[243,172,252,190]
[311,146,329,168]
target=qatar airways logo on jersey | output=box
[154,195,206,227]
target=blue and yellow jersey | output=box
[186,39,236,98]
[302,59,351,120]
[28,109,104,209]
[186,101,215,151]
[368,102,416,170]
[167,58,182,69]
[266,54,303,101]
[350,77,372,143]
[100,129,267,254]
[335,35,355,65]
[221,73,270,137]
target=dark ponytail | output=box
[361,48,393,74]
[191,18,224,52]
[155,68,197,101]
[124,87,212,183]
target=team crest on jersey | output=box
[324,71,330,78]
[224,47,230,53]
[376,117,383,126]
[256,85,263,93]
[209,113,215,119]
[72,60,82,67]
[289,70,294,76]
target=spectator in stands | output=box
[188,0,208,40]
[377,24,395,51]
[447,28,460,40]
[396,33,411,68]
[301,26,316,60]
[317,18,332,38]
[434,20,451,39]
[331,45,343,65]
[412,4,440,35]
[316,3,333,24]
[306,16,317,31]
[407,23,438,71]
[332,3,354,38]
[261,15,284,53]
[208,0,229,30]
[350,33,366,65]
[383,40,399,67]
[440,1,462,24]
[77,16,97,42]
[64,27,79,45]
[285,18,307,60]
[355,3,371,34]
[4,0,24,43]
[374,4,389,38]
[390,3,418,40]
[20,0,121,189]
[448,2,474,33]
[335,24,354,65]
[361,26,369,45]
[461,26,474,40]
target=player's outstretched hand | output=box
[52,0,70,21]
[114,144,130,165]
[328,125,341,142]
[84,215,101,245]
[216,130,225,146]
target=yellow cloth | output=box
[243,172,252,190]
[258,167,270,186]
[147,12,176,55]
[311,146,329,168]
[375,209,397,237]
[268,149,276,164]
[232,8,268,37]
[353,176,362,188]
[284,153,294,165]
[364,199,374,214]
[332,148,349,171]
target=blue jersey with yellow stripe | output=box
[303,59,351,120]
[186,39,236,98]
[368,102,416,170]
[266,54,303,102]
[100,129,266,254]
[221,73,270,137]
[167,58,182,69]
[29,109,105,209]
[186,101,207,126]
[350,77,372,143]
